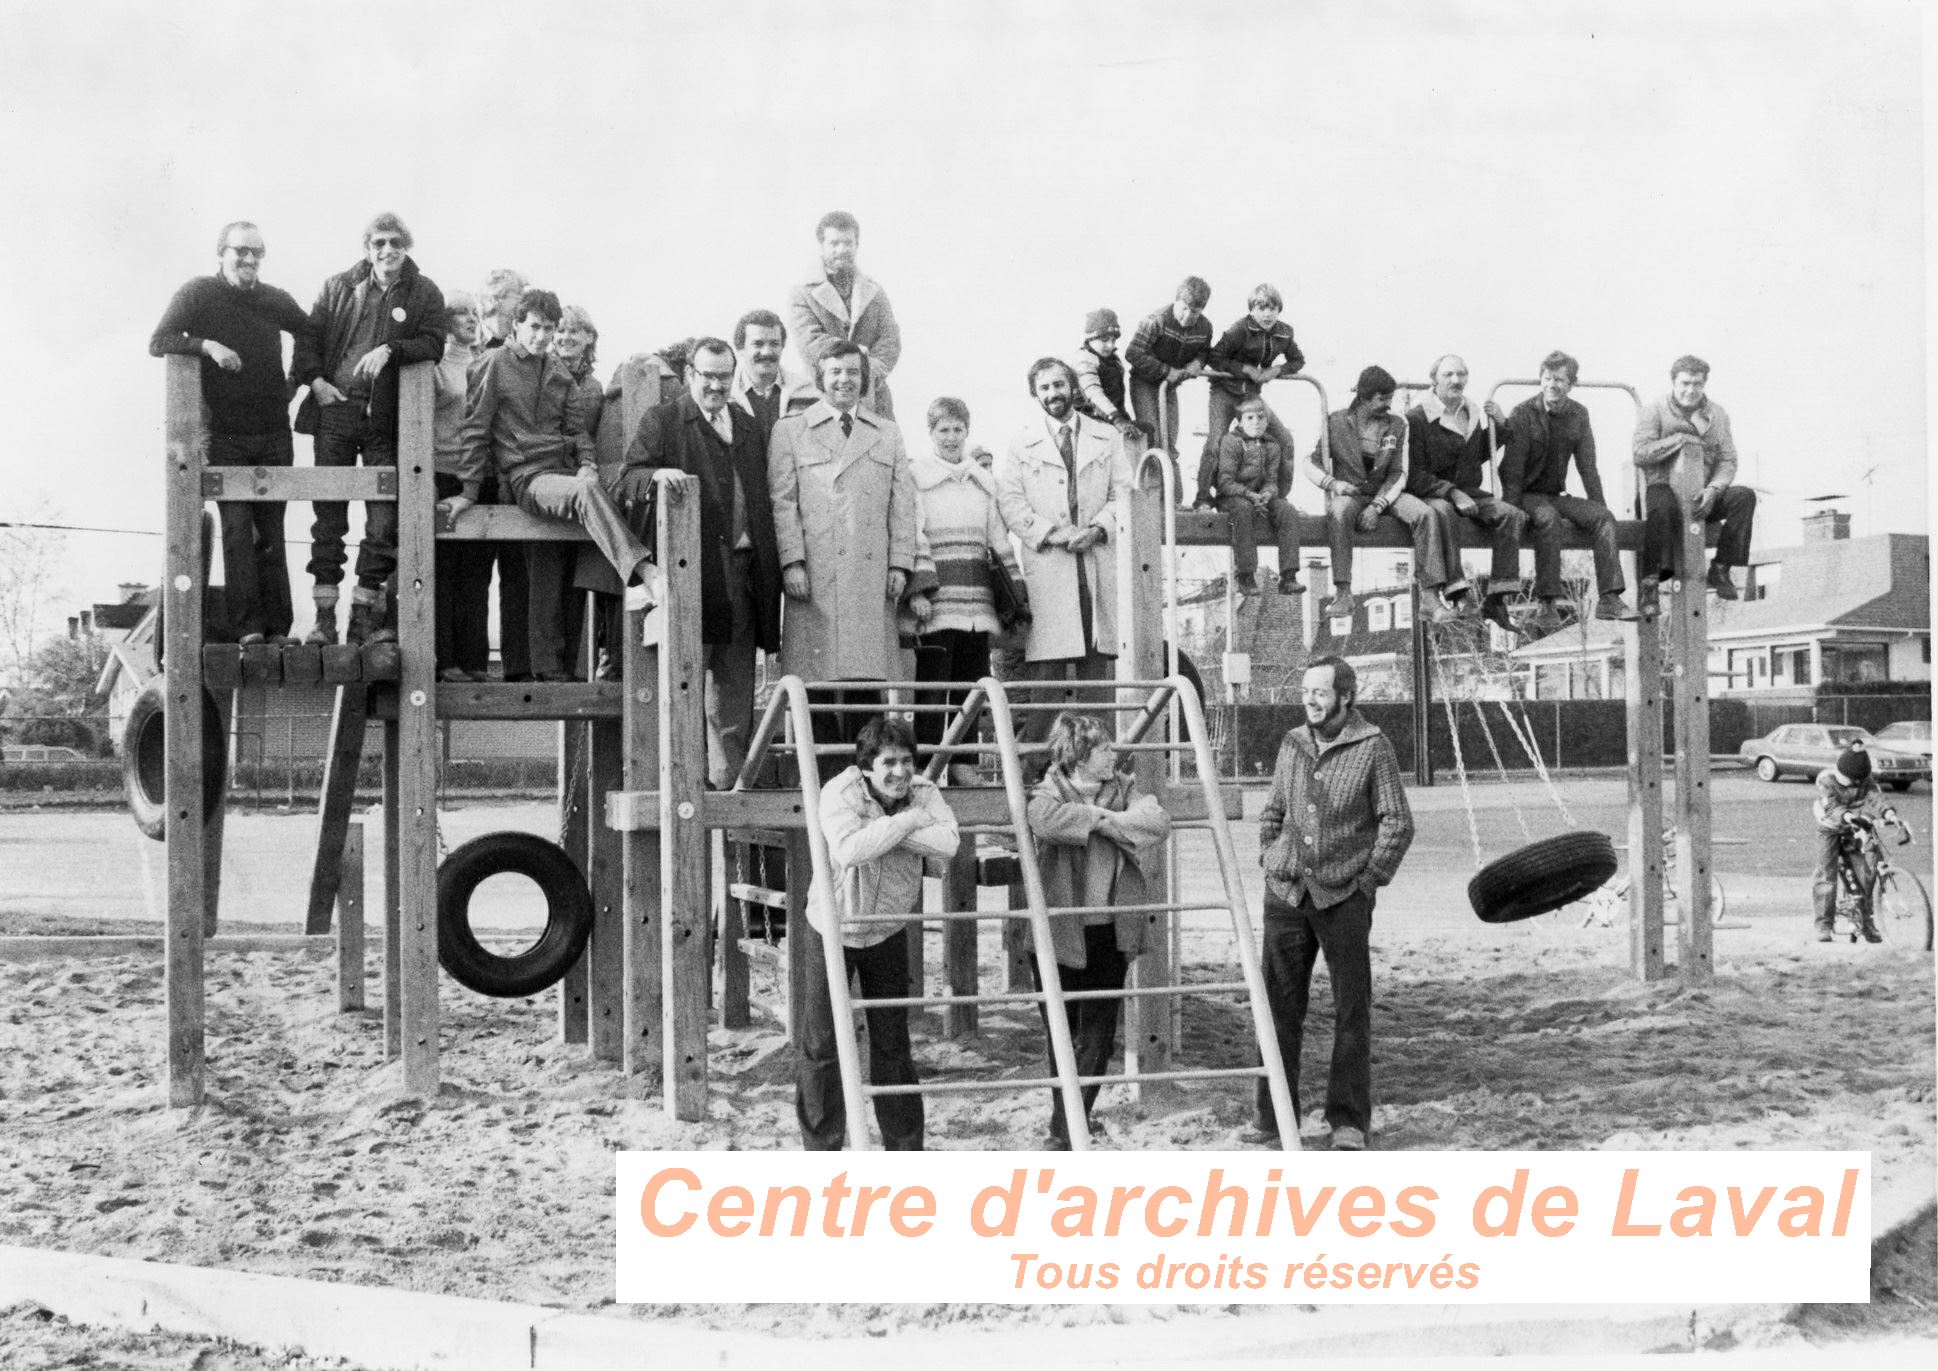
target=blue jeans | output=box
[795,924,924,1150]
[307,400,396,591]
[1254,887,1374,1136]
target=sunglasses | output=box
[368,236,407,250]
[224,246,266,260]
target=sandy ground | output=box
[0,777,1933,1360]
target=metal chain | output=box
[1428,630,1486,871]
[1498,700,1577,828]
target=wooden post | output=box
[1122,453,1175,1079]
[941,847,978,1038]
[785,832,812,1046]
[1003,882,1031,991]
[717,833,750,1030]
[203,689,231,938]
[307,685,370,932]
[557,721,591,1045]
[1624,578,1668,980]
[620,601,665,1081]
[586,718,625,1060]
[382,724,402,1057]
[395,364,441,1095]
[1410,583,1434,786]
[657,474,709,1121]
[163,355,208,1107]
[1669,446,1714,983]
[337,820,366,1012]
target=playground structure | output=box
[149,356,1720,1130]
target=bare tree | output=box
[0,509,68,680]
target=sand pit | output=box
[0,887,1931,1362]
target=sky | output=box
[0,0,1927,626]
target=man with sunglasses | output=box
[151,220,310,644]
[291,212,446,645]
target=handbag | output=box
[986,548,1031,634]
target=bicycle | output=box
[1827,811,1934,951]
[1573,827,1732,929]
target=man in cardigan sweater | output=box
[1250,656,1414,1151]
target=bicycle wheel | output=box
[1876,870,1934,952]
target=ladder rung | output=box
[852,989,1047,1010]
[865,1065,1267,1097]
[726,882,788,910]
[1039,901,1221,918]
[1001,700,1172,714]
[845,909,1034,925]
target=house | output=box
[1509,515,1930,699]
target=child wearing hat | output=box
[1811,740,1891,942]
[1070,308,1148,439]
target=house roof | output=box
[1709,532,1929,639]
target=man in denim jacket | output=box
[1250,656,1414,1150]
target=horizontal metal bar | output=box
[866,1065,1268,1096]
[853,989,1047,1010]
[606,781,1234,831]
[1002,700,1167,713]
[1038,901,1223,918]
[845,909,1031,925]
[853,980,1253,1010]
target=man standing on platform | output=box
[787,212,902,420]
[1632,355,1757,599]
[291,212,446,646]
[1501,350,1636,628]
[622,337,784,789]
[150,219,309,645]
[730,308,816,442]
[1250,655,1414,1152]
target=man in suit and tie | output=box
[622,338,784,788]
[731,308,816,442]
[786,211,902,420]
[768,340,919,765]
[995,358,1133,750]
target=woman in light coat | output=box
[1024,712,1172,1149]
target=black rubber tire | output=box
[436,832,595,998]
[122,675,228,842]
[1468,831,1620,924]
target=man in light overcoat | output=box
[768,340,919,759]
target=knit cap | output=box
[1837,741,1871,784]
[1084,308,1121,340]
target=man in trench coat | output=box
[994,358,1133,753]
[768,340,919,760]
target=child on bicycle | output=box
[1812,740,1893,942]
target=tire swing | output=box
[436,832,595,998]
[1425,633,1618,923]
[123,674,228,842]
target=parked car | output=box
[1871,720,1933,769]
[1,744,89,763]
[1737,723,1929,790]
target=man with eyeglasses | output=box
[621,337,784,786]
[151,221,310,644]
[291,212,446,645]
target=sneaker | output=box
[1238,1122,1282,1147]
[1235,572,1260,596]
[1529,601,1565,632]
[1595,593,1640,622]
[1814,924,1834,943]
[1329,1125,1368,1152]
[1480,594,1515,635]
[1706,563,1740,601]
[1322,588,1355,618]
[438,667,481,684]
[345,600,387,646]
[1278,570,1306,596]
[304,605,339,646]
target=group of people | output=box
[149,207,1753,1153]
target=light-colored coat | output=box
[786,268,902,419]
[1631,393,1739,491]
[994,413,1131,662]
[1026,768,1172,969]
[768,400,919,681]
[809,767,960,949]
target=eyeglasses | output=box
[693,369,736,384]
[368,236,406,250]
[224,245,266,260]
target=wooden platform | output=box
[201,641,399,688]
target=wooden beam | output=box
[336,821,366,1012]
[438,504,589,542]
[369,681,623,720]
[1124,444,1176,1079]
[717,833,750,1030]
[587,724,626,1060]
[1669,450,1714,984]
[282,643,322,685]
[0,935,339,961]
[202,688,231,939]
[202,645,241,692]
[320,645,363,683]
[382,721,401,1058]
[657,474,710,1122]
[941,847,978,1038]
[307,685,370,933]
[163,354,208,1108]
[606,780,1238,831]
[395,364,441,1096]
[198,466,396,503]
[240,643,282,686]
[621,611,664,1084]
[557,721,591,1046]
[1165,509,1712,553]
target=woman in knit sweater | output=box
[910,396,1023,782]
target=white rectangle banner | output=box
[614,1150,1869,1304]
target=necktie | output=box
[1056,423,1078,521]
[841,412,853,439]
[710,408,733,444]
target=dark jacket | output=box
[1501,395,1606,506]
[1403,400,1498,502]
[1215,432,1288,500]
[1206,316,1304,397]
[1303,407,1407,505]
[620,393,783,653]
[291,256,446,439]
[149,275,310,436]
